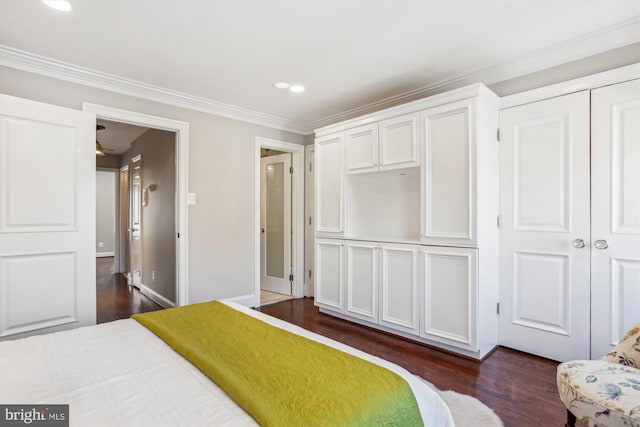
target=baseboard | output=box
[221,294,255,308]
[96,252,115,258]
[139,284,176,309]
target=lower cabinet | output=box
[315,238,344,312]
[316,238,487,357]
[420,246,478,351]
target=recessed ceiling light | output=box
[42,1,72,11]
[289,84,305,93]
[275,82,290,89]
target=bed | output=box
[0,300,455,426]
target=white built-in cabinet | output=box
[314,84,499,359]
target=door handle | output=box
[594,240,608,250]
[261,228,265,233]
[572,239,586,249]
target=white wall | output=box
[0,66,306,304]
[96,170,116,255]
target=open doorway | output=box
[260,149,293,305]
[254,138,305,307]
[95,119,178,321]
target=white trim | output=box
[96,252,115,258]
[307,18,640,130]
[83,103,190,307]
[0,45,308,135]
[221,294,256,308]
[140,284,176,309]
[304,144,315,297]
[499,63,640,109]
[2,17,637,136]
[254,137,305,308]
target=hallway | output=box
[96,257,163,323]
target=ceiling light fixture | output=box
[96,124,106,157]
[42,1,72,11]
[275,82,290,89]
[289,84,305,93]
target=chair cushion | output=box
[601,323,640,367]
[557,360,640,427]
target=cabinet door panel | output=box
[421,247,477,350]
[315,239,344,312]
[379,244,418,334]
[346,241,378,322]
[345,124,378,174]
[422,99,475,244]
[316,133,344,234]
[379,113,420,170]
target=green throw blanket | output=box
[133,301,423,427]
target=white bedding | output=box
[0,301,454,426]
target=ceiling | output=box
[0,1,638,134]
[96,119,149,155]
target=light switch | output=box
[187,193,196,206]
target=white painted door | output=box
[345,240,378,323]
[0,94,96,339]
[499,91,591,361]
[129,155,142,288]
[315,238,344,312]
[260,153,292,295]
[591,79,640,358]
[315,133,344,235]
[379,112,420,171]
[345,124,378,174]
[421,246,478,351]
[379,243,419,334]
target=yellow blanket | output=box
[133,301,423,426]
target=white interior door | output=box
[591,79,640,358]
[129,155,142,288]
[499,91,591,361]
[0,94,96,339]
[261,153,292,294]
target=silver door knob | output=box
[594,240,608,249]
[572,239,586,248]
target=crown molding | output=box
[1,16,637,136]
[307,17,640,131]
[0,45,310,135]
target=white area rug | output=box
[417,377,504,427]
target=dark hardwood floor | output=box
[259,298,573,427]
[96,257,163,323]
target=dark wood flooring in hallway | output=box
[96,257,163,324]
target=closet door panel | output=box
[591,79,640,358]
[379,113,420,170]
[498,91,590,362]
[379,244,419,334]
[345,241,378,322]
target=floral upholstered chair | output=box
[557,322,640,427]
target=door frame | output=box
[83,103,190,306]
[304,144,315,297]
[254,137,304,307]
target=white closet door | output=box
[591,79,640,358]
[0,94,96,339]
[379,243,419,334]
[315,238,344,312]
[315,133,344,235]
[499,91,591,361]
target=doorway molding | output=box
[254,137,305,307]
[83,102,190,306]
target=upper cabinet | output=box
[315,132,344,235]
[421,98,476,245]
[379,113,420,171]
[346,113,420,174]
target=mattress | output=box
[0,301,454,426]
